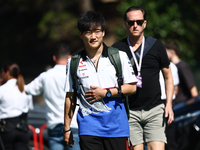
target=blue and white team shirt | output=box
[64,44,137,138]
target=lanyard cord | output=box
[127,36,145,76]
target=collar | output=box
[5,78,17,85]
[80,43,109,61]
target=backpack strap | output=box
[70,52,81,104]
[108,47,130,119]
[108,47,123,95]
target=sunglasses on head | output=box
[126,20,144,26]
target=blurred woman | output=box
[0,62,33,150]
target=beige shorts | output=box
[129,103,166,146]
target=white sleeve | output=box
[64,58,74,92]
[27,95,34,110]
[25,73,45,95]
[119,51,138,84]
[160,62,179,100]
[159,70,166,100]
[170,62,179,86]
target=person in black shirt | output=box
[165,41,198,104]
[112,6,174,150]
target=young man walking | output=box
[63,11,137,150]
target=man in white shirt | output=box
[25,44,80,150]
[63,11,137,150]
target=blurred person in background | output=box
[25,44,80,150]
[159,62,179,104]
[165,41,199,150]
[0,62,33,150]
[165,41,199,105]
[159,62,179,150]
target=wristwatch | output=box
[106,88,112,98]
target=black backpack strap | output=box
[108,47,130,119]
[70,52,81,104]
[108,47,123,95]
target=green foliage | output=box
[36,1,79,41]
[1,0,200,68]
[115,0,200,66]
[38,11,77,40]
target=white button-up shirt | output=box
[0,79,33,119]
[25,64,78,129]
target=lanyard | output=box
[127,36,145,76]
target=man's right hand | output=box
[63,131,74,148]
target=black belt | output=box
[1,114,28,132]
[1,116,20,122]
[1,113,27,122]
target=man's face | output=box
[166,49,173,61]
[125,10,147,38]
[79,25,105,50]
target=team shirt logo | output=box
[79,60,86,67]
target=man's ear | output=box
[102,30,105,37]
[143,20,147,29]
[124,21,129,30]
[79,31,83,39]
[53,55,56,62]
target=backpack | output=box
[70,46,130,119]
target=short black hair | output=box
[77,11,106,33]
[165,41,180,55]
[54,44,70,59]
[124,6,146,21]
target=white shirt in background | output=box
[25,64,78,129]
[159,62,179,100]
[0,79,33,119]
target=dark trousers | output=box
[79,135,127,150]
[1,118,29,150]
[165,122,178,150]
[163,100,178,150]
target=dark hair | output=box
[54,44,70,60]
[2,62,25,92]
[164,41,180,55]
[77,11,106,33]
[124,6,146,21]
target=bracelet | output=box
[62,128,71,133]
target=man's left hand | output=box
[85,85,106,103]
